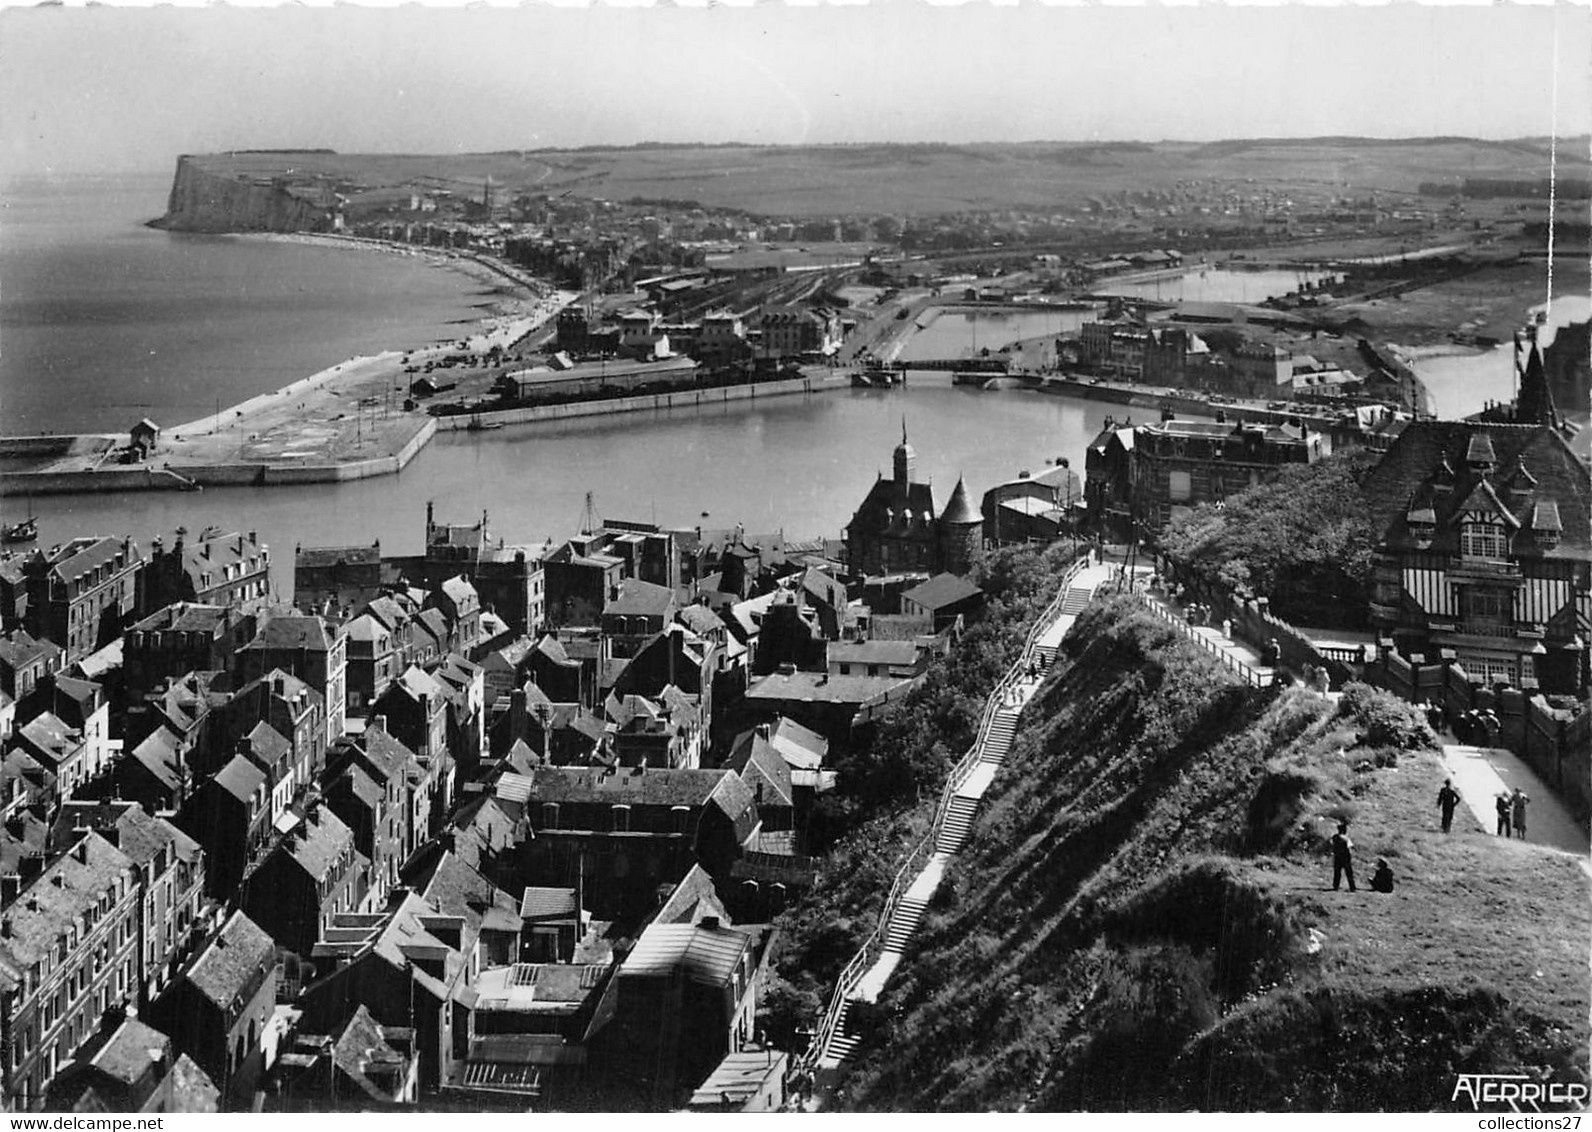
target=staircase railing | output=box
[1137,593,1265,687]
[796,551,1095,1084]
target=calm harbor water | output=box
[1094,268,1338,304]
[19,382,1128,597]
[896,308,1090,361]
[1406,293,1592,420]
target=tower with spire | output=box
[844,424,983,578]
[938,476,984,575]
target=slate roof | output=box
[675,604,725,637]
[940,476,981,525]
[247,613,335,652]
[903,572,985,611]
[185,910,275,1009]
[828,640,922,667]
[847,475,939,544]
[605,579,676,618]
[419,850,521,937]
[519,887,579,921]
[212,755,267,805]
[243,721,292,772]
[131,602,234,635]
[1362,421,1589,561]
[332,1005,411,1103]
[0,630,60,672]
[745,670,911,705]
[277,807,359,883]
[88,1017,172,1086]
[620,921,752,987]
[529,766,738,809]
[767,717,829,769]
[724,730,794,808]
[689,1048,787,1109]
[294,545,381,570]
[33,536,141,587]
[0,833,134,971]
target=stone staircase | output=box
[800,558,1119,1083]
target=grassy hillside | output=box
[838,597,1590,1111]
[181,137,1590,219]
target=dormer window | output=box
[1461,521,1507,561]
[1532,501,1563,551]
[1406,506,1437,549]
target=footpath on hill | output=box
[828,595,1590,1112]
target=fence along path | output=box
[801,557,1114,1076]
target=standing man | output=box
[1330,821,1356,891]
[1495,792,1513,837]
[1436,778,1462,833]
[1511,789,1529,841]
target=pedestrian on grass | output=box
[1330,821,1356,892]
[1436,778,1461,833]
[1261,638,1281,667]
[1511,789,1529,840]
[1495,792,1512,837]
[1369,857,1394,893]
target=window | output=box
[1461,522,1507,560]
[1464,589,1511,624]
[1168,470,1193,503]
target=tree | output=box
[1159,454,1375,627]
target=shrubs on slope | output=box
[837,596,1589,1111]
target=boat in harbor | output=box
[1,516,38,544]
[851,368,902,388]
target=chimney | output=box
[0,875,19,905]
[756,723,771,741]
[74,839,90,865]
[699,915,720,931]
[372,715,387,735]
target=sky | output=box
[2,2,1590,176]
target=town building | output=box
[150,909,278,1107]
[1085,416,1327,539]
[239,806,369,958]
[0,832,141,1111]
[139,529,270,618]
[844,429,984,578]
[1362,420,1590,693]
[124,603,256,699]
[292,544,384,619]
[23,536,144,665]
[236,612,348,748]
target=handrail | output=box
[797,551,1094,1082]
[1137,594,1265,687]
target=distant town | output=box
[0,140,1587,1113]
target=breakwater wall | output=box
[1,419,436,496]
[432,373,850,431]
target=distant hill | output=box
[167,136,1590,220]
[822,597,1589,1110]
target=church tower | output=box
[938,475,984,576]
[1516,332,1562,431]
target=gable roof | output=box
[620,921,753,987]
[185,911,275,1009]
[903,572,985,611]
[1362,421,1589,560]
[606,579,677,618]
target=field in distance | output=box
[184,136,1590,218]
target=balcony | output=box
[1446,557,1522,583]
